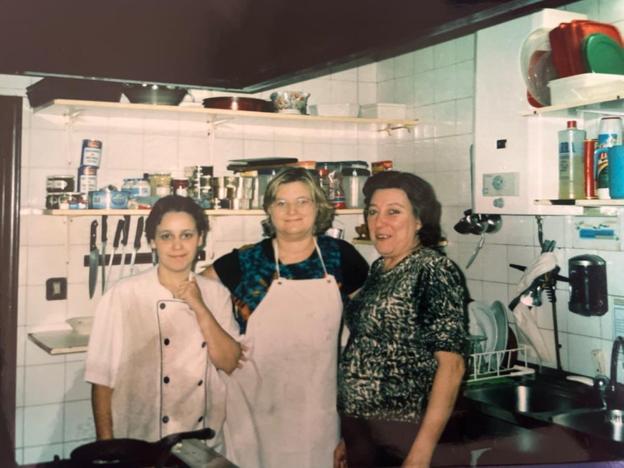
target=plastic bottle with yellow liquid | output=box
[558,120,586,199]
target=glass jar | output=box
[148,172,172,198]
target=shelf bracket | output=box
[62,108,84,127]
[205,118,233,136]
[377,123,415,136]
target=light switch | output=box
[46,277,67,301]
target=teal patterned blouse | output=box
[338,247,468,422]
[213,235,369,333]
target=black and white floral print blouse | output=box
[337,247,469,422]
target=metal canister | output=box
[77,165,98,195]
[81,139,103,167]
[583,139,597,199]
[46,175,76,193]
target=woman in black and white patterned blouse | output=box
[335,171,468,468]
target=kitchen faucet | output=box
[608,336,624,406]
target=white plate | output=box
[468,301,497,355]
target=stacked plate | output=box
[468,300,509,371]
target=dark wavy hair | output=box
[262,166,334,236]
[363,171,443,248]
[145,195,208,246]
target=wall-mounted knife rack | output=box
[83,250,206,267]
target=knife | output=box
[118,215,131,280]
[100,215,108,293]
[88,219,99,299]
[105,218,125,291]
[129,216,144,276]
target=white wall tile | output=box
[26,246,69,286]
[23,443,64,465]
[433,66,456,102]
[376,80,395,103]
[330,80,358,104]
[357,82,377,105]
[434,41,455,68]
[357,63,377,83]
[24,363,66,406]
[455,61,475,99]
[455,34,476,62]
[25,285,67,327]
[413,70,436,107]
[64,360,90,401]
[394,52,414,78]
[29,129,72,168]
[377,58,395,82]
[413,46,434,71]
[103,133,144,170]
[64,400,95,442]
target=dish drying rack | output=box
[466,345,535,382]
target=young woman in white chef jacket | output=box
[85,195,242,452]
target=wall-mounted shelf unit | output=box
[522,95,624,118]
[33,99,418,133]
[42,208,365,216]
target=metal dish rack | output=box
[466,345,535,382]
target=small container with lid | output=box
[172,178,190,197]
[122,178,151,198]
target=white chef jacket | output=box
[85,267,239,445]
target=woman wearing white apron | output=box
[203,167,369,467]
[86,196,242,449]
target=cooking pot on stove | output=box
[69,427,215,467]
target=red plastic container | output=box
[549,20,623,77]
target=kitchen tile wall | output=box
[5,0,624,463]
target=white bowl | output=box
[66,316,94,335]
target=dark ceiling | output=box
[0,0,576,92]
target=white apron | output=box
[235,239,343,468]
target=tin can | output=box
[583,139,597,199]
[46,175,75,193]
[77,165,98,195]
[81,139,103,167]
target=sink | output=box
[464,380,602,416]
[551,409,624,442]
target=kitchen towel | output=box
[511,252,557,364]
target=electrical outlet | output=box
[46,277,67,301]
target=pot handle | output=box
[154,427,215,467]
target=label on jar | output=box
[81,139,103,167]
[79,175,98,194]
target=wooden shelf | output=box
[28,330,89,355]
[33,99,418,130]
[42,208,364,216]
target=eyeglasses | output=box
[271,197,314,212]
